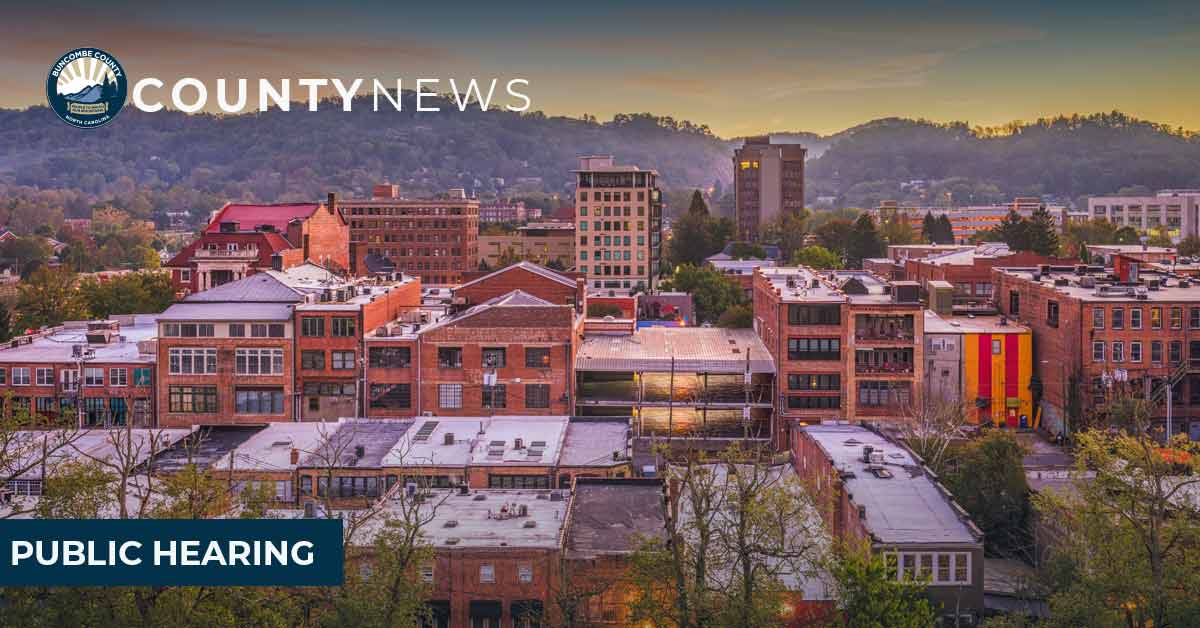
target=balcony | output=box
[855,348,914,375]
[854,315,915,344]
[193,247,260,260]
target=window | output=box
[1009,291,1019,315]
[250,323,285,338]
[1171,307,1182,329]
[168,385,218,413]
[164,323,215,337]
[787,396,841,409]
[788,374,840,390]
[438,384,463,409]
[133,368,152,386]
[229,323,246,337]
[301,317,325,337]
[1151,307,1162,329]
[1092,341,1105,362]
[236,348,285,375]
[1152,341,1163,364]
[787,338,840,360]
[481,348,506,368]
[35,397,55,415]
[1131,341,1143,363]
[1112,342,1124,362]
[488,475,549,489]
[1191,308,1200,330]
[369,384,411,409]
[438,347,463,369]
[1170,341,1183,365]
[235,388,284,414]
[479,564,495,584]
[332,317,357,337]
[788,304,841,325]
[12,367,30,386]
[35,368,54,386]
[1092,307,1104,329]
[992,339,1002,355]
[1046,301,1059,328]
[518,564,533,584]
[181,269,192,282]
[0,369,6,385]
[331,351,355,370]
[169,348,217,374]
[59,370,77,391]
[420,565,434,583]
[483,384,507,408]
[525,347,551,368]
[525,384,550,408]
[369,347,411,368]
[890,552,971,585]
[301,350,325,370]
[1113,308,1126,329]
[84,367,104,387]
[303,382,354,397]
[109,368,127,387]
[1131,308,1142,329]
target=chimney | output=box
[326,192,337,216]
[290,448,299,465]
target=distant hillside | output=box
[0,94,734,224]
[1,101,1197,230]
[805,113,1200,208]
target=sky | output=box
[2,0,1198,137]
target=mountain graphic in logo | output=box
[46,48,127,129]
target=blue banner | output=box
[0,519,344,586]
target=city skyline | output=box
[1,1,1198,136]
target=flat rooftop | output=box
[565,479,665,558]
[211,422,334,472]
[0,315,159,364]
[576,327,775,374]
[995,266,1200,303]
[360,488,569,549]
[924,311,1029,335]
[382,416,570,469]
[802,424,981,546]
[559,419,630,467]
[151,426,265,474]
[299,419,414,468]
[758,266,903,305]
[9,428,192,480]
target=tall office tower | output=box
[573,156,662,293]
[734,136,806,241]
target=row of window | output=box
[1,396,147,425]
[885,552,972,585]
[1092,340,1197,364]
[787,338,841,361]
[437,383,551,409]
[299,317,358,338]
[580,249,643,262]
[299,350,357,371]
[579,190,647,201]
[168,348,287,375]
[168,385,286,414]
[0,367,150,387]
[1093,305,1200,330]
[437,347,552,369]
[162,323,287,338]
[578,265,646,277]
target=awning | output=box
[469,600,502,619]
[512,599,544,619]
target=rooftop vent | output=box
[523,520,537,529]
[443,519,459,528]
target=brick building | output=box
[165,196,349,295]
[418,291,580,417]
[754,267,924,432]
[478,222,576,270]
[342,185,479,287]
[792,424,984,623]
[478,199,528,224]
[573,155,663,293]
[994,263,1200,439]
[454,262,584,311]
[901,244,1075,313]
[733,136,806,242]
[924,309,1034,427]
[0,316,157,427]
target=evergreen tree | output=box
[935,214,955,244]
[1026,206,1060,256]
[687,189,709,216]
[845,214,884,268]
[994,210,1029,250]
[100,74,116,101]
[921,211,936,243]
[0,302,12,343]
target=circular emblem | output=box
[46,47,127,129]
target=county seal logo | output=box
[46,47,127,129]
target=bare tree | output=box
[901,396,969,475]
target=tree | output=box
[667,212,733,268]
[921,212,936,243]
[0,301,13,342]
[661,264,745,325]
[1034,398,1200,628]
[1177,235,1200,257]
[877,209,916,246]
[994,210,1029,251]
[828,545,937,628]
[791,245,843,270]
[14,266,89,331]
[943,431,1032,560]
[77,271,175,319]
[688,190,709,216]
[728,242,768,260]
[900,397,968,477]
[813,218,855,256]
[757,210,810,261]
[934,214,955,244]
[716,304,752,328]
[1025,206,1060,256]
[0,236,52,278]
[845,214,884,268]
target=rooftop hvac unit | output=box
[354,445,365,459]
[444,432,455,446]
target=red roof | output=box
[205,203,321,234]
[165,231,297,268]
